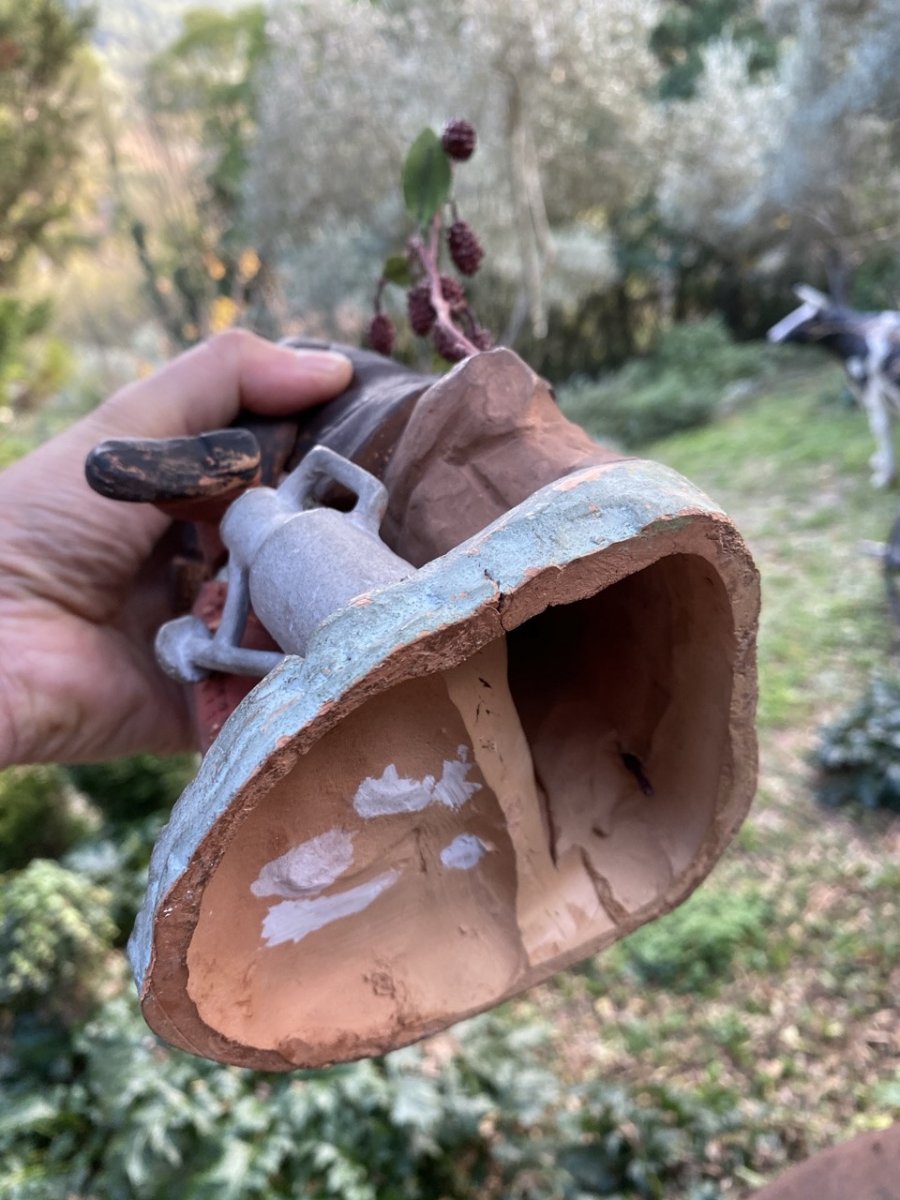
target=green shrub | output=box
[0,984,769,1200]
[813,672,900,811]
[0,999,549,1200]
[66,754,197,823]
[558,317,781,448]
[0,860,115,1020]
[556,1078,752,1199]
[0,432,29,468]
[563,369,718,448]
[0,767,95,871]
[0,297,73,416]
[649,318,769,380]
[609,885,773,994]
[62,816,165,944]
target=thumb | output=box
[91,330,354,440]
[0,333,354,575]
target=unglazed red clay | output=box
[187,347,624,744]
[380,347,621,564]
[115,348,760,1068]
[130,473,758,1068]
[180,548,741,1064]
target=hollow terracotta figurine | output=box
[86,342,760,1070]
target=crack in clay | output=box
[443,640,592,967]
[533,766,558,868]
[578,847,629,925]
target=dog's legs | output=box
[862,379,896,487]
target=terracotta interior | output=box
[186,552,735,1065]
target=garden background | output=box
[1,2,898,1196]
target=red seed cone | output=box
[432,323,468,363]
[440,274,467,313]
[367,313,396,356]
[471,326,495,351]
[407,284,436,336]
[441,119,477,161]
[448,221,484,276]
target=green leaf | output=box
[382,254,412,287]
[402,129,451,229]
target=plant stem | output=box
[409,215,480,357]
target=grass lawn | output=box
[513,365,900,1195]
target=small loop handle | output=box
[276,445,388,533]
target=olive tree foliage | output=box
[0,0,96,285]
[0,0,98,411]
[114,5,280,349]
[756,0,900,285]
[656,38,786,257]
[658,0,900,292]
[246,0,664,338]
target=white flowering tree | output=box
[136,0,900,353]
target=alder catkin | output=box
[441,119,477,162]
[367,313,396,356]
[448,220,484,276]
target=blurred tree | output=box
[145,5,266,217]
[0,0,96,284]
[650,0,777,100]
[113,4,280,348]
[100,0,900,362]
[754,0,900,299]
[247,0,663,345]
[0,0,96,411]
[656,36,788,333]
[658,0,900,326]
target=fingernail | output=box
[290,348,353,379]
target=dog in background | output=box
[767,285,900,487]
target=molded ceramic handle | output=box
[277,444,389,534]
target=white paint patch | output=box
[261,869,400,947]
[251,829,354,899]
[440,833,490,870]
[433,746,481,809]
[352,746,481,818]
[352,764,436,818]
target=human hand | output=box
[0,331,353,767]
